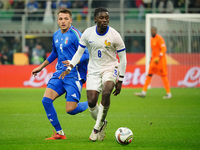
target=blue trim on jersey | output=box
[117,48,126,53]
[96,26,109,36]
[79,43,86,48]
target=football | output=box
[115,127,133,145]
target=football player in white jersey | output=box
[59,7,127,141]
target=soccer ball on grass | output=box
[115,127,133,145]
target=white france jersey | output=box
[79,25,125,73]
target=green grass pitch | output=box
[0,88,200,150]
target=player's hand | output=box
[62,60,71,67]
[58,69,71,79]
[31,66,42,77]
[153,57,160,64]
[112,81,122,96]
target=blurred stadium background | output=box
[0,0,199,88]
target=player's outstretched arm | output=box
[59,45,86,79]
[59,64,74,79]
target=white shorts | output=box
[86,66,119,92]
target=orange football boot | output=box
[45,130,66,140]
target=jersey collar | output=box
[96,26,109,36]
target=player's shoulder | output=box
[70,26,82,38]
[53,29,61,37]
[108,26,121,36]
[156,34,164,39]
[83,25,96,34]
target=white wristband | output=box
[118,76,124,82]
[67,66,72,71]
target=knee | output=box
[42,97,53,106]
[66,103,77,115]
[87,96,98,108]
[88,101,96,108]
[66,107,74,114]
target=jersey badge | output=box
[105,40,111,49]
[65,37,69,44]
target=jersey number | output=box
[98,50,101,58]
[60,44,63,52]
[113,69,118,77]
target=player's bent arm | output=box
[70,44,86,69]
[59,45,86,79]
[117,50,127,82]
[79,48,89,64]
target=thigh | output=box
[47,78,65,96]
[102,81,115,94]
[63,78,82,103]
[87,90,99,108]
[86,73,102,92]
[43,88,59,100]
[102,67,119,84]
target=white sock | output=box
[142,91,146,95]
[167,93,172,97]
[94,103,109,131]
[57,130,65,135]
[89,103,99,121]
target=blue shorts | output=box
[47,77,83,102]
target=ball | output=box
[115,127,133,145]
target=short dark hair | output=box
[94,7,109,17]
[57,8,72,17]
[151,26,157,30]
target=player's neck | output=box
[61,26,71,33]
[97,26,107,35]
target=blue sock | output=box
[67,101,88,115]
[42,97,62,132]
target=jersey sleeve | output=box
[80,48,89,63]
[159,36,167,54]
[79,28,89,47]
[114,31,127,81]
[47,38,58,63]
[114,32,126,52]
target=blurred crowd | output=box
[0,37,47,65]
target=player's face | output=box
[95,12,109,30]
[57,13,72,33]
[151,28,157,37]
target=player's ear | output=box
[94,17,97,24]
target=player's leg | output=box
[95,81,115,141]
[94,68,118,141]
[87,90,99,120]
[87,90,100,141]
[42,78,66,140]
[86,73,101,141]
[87,73,101,121]
[161,75,172,99]
[135,74,152,97]
[64,78,88,115]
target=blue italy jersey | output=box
[47,26,89,83]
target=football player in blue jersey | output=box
[31,8,89,140]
